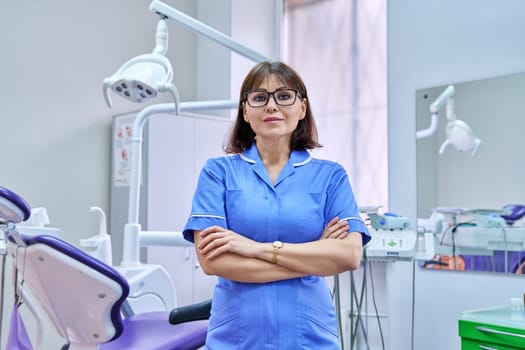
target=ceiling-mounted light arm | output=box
[444,92,456,121]
[415,112,439,139]
[416,84,481,156]
[416,85,455,139]
[160,81,180,115]
[149,0,272,63]
[152,16,169,55]
[429,85,455,115]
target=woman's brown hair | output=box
[224,61,322,154]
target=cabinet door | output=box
[145,113,231,307]
[461,337,521,350]
[459,320,525,349]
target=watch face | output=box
[273,240,283,248]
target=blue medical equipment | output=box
[0,185,210,349]
[364,209,420,260]
[368,212,409,230]
[501,204,525,225]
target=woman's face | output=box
[243,74,307,146]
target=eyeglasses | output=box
[244,88,301,108]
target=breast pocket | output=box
[302,192,326,240]
[225,189,245,230]
[278,192,326,242]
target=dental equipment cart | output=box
[459,306,525,349]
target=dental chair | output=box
[0,185,210,350]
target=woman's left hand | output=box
[320,217,350,240]
[197,226,259,260]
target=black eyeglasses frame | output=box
[243,88,302,108]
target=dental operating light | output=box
[103,18,181,112]
[103,1,270,266]
[417,85,481,156]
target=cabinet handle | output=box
[479,344,499,350]
[476,326,525,339]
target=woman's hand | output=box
[198,226,260,260]
[320,217,350,240]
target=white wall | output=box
[0,1,198,348]
[387,1,525,349]
[0,0,198,242]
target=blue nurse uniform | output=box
[183,143,371,349]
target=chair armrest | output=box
[169,299,211,325]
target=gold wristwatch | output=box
[271,240,284,264]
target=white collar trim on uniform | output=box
[240,153,256,164]
[240,143,312,167]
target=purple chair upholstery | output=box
[462,251,525,273]
[20,234,209,350]
[0,185,31,223]
[104,312,207,350]
[1,185,208,350]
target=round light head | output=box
[439,119,481,156]
[103,53,173,107]
[109,61,163,103]
[446,120,480,152]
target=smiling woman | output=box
[242,74,307,151]
[182,60,371,349]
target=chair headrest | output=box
[0,186,31,223]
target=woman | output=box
[183,61,371,349]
